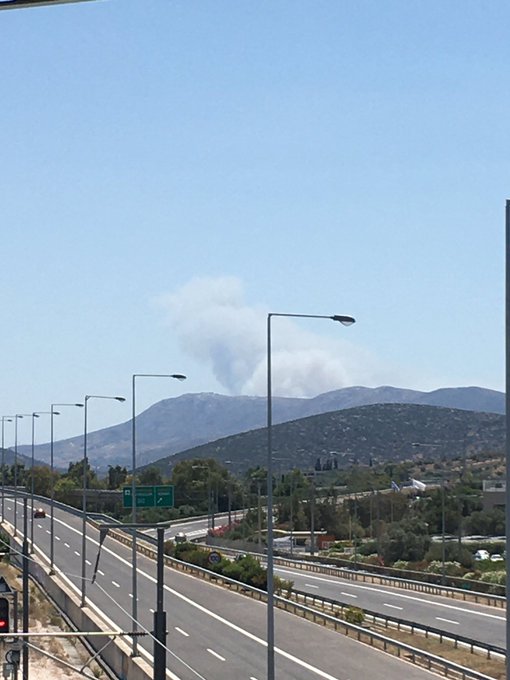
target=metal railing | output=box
[103,528,497,680]
[272,556,506,609]
[291,588,505,659]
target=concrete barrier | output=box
[9,534,153,680]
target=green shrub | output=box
[274,576,294,597]
[479,570,506,586]
[344,606,364,625]
[426,560,463,576]
[392,560,409,570]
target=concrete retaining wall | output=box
[10,536,153,680]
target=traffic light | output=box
[0,597,9,634]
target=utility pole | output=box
[309,472,316,556]
[153,527,166,680]
[22,497,29,680]
[257,480,262,552]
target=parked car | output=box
[490,553,504,562]
[474,549,490,561]
[33,508,46,519]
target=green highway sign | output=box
[155,485,174,507]
[123,485,174,509]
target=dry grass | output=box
[365,621,503,679]
[0,562,104,679]
[288,593,504,679]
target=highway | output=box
[2,497,477,679]
[274,564,506,649]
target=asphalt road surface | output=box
[1,496,476,679]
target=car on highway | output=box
[174,532,187,543]
[33,507,46,519]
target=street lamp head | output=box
[114,397,126,402]
[331,315,356,326]
[75,403,84,408]
[32,414,40,419]
[170,374,187,381]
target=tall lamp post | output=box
[266,312,355,680]
[81,394,125,607]
[411,443,444,584]
[13,414,32,537]
[50,402,83,574]
[504,198,510,680]
[30,411,54,552]
[1,416,13,523]
[131,373,186,655]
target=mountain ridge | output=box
[17,385,504,471]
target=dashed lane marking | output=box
[207,649,226,661]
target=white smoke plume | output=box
[156,276,385,396]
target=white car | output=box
[474,550,490,561]
[490,553,504,562]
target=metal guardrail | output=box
[205,542,506,609]
[105,530,497,680]
[272,556,506,609]
[291,588,505,659]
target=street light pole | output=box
[411,442,444,583]
[30,411,53,553]
[81,395,125,607]
[266,312,355,680]
[14,414,31,538]
[50,402,83,575]
[131,373,186,655]
[310,469,316,556]
[504,197,510,680]
[1,416,13,523]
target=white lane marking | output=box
[149,608,155,613]
[46,530,51,535]
[175,627,189,637]
[55,536,60,541]
[49,513,347,680]
[207,649,226,661]
[276,568,505,621]
[129,593,133,598]
[341,592,357,598]
[64,542,70,548]
[112,581,120,588]
[74,551,80,556]
[85,560,91,566]
[97,569,104,576]
[250,677,259,680]
[37,524,42,529]
[436,617,459,625]
[305,584,319,589]
[384,604,403,610]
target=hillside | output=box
[148,403,505,474]
[18,385,504,471]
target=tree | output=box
[27,466,56,497]
[379,518,430,564]
[54,476,80,504]
[137,466,164,486]
[65,458,103,489]
[108,465,128,490]
[170,458,241,513]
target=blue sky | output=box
[1,0,507,445]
